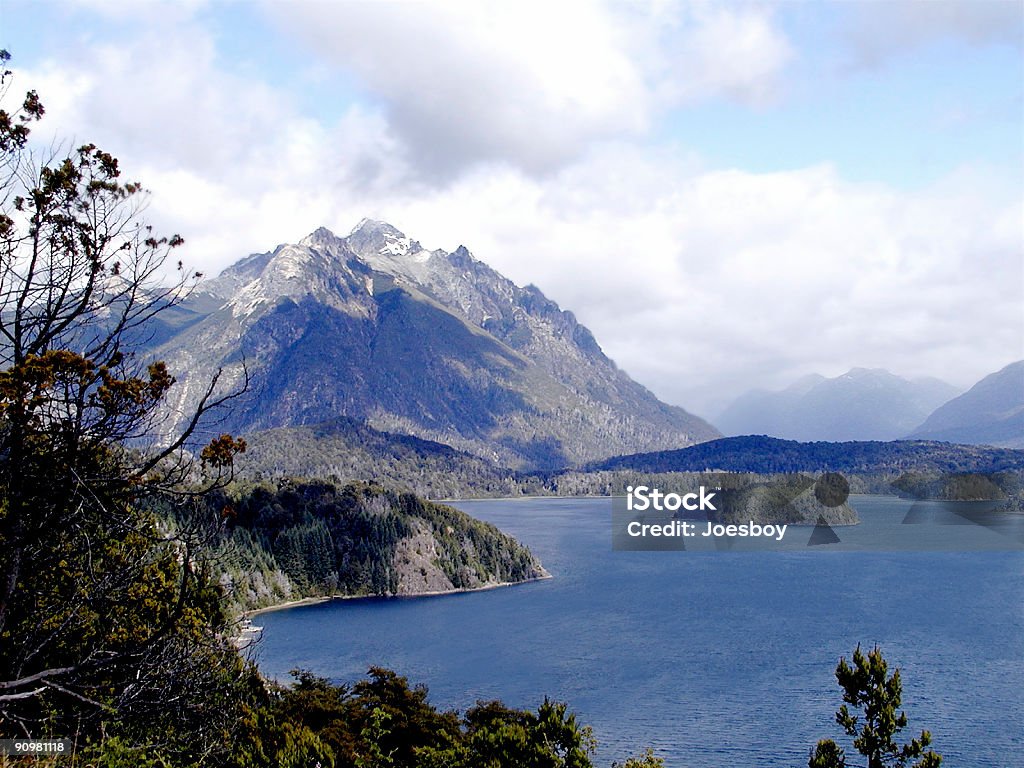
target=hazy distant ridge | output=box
[716,368,960,442]
[908,360,1024,448]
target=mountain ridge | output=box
[716,367,961,442]
[151,219,719,469]
[908,360,1024,448]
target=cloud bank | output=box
[7,0,1022,417]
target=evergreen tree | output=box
[809,645,942,768]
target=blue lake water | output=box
[253,496,1024,767]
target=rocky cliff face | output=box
[153,219,718,469]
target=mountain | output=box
[908,361,1024,448]
[715,368,960,441]
[152,219,718,469]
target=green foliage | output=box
[349,668,460,767]
[77,736,173,768]
[355,708,397,768]
[809,646,942,768]
[891,470,1014,501]
[0,52,247,761]
[809,739,846,768]
[423,698,596,768]
[611,749,665,768]
[274,518,335,592]
[240,668,597,768]
[190,479,542,613]
[229,684,336,768]
[229,668,452,768]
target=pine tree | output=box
[809,645,942,768]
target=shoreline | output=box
[435,494,609,502]
[244,571,553,618]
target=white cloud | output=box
[266,0,793,177]
[651,4,793,106]
[266,0,648,176]
[12,22,420,272]
[376,156,1022,416]
[841,0,1023,66]
[7,1,1020,421]
[19,24,282,176]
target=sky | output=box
[2,0,1022,418]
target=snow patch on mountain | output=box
[380,233,412,257]
[229,279,271,319]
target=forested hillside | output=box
[179,480,548,614]
[235,417,551,498]
[591,435,1024,474]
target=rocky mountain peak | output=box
[842,367,892,380]
[345,219,416,258]
[300,226,344,250]
[448,244,476,267]
[349,217,402,237]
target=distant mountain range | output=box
[716,363,1023,448]
[150,219,718,469]
[908,360,1024,448]
[716,368,960,442]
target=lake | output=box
[253,496,1024,767]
